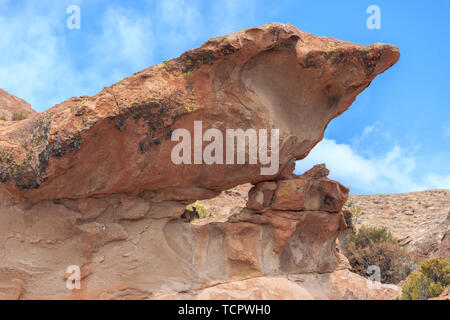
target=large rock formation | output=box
[0,23,399,203]
[0,23,400,300]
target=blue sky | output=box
[0,0,449,194]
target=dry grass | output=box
[344,226,418,284]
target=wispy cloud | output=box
[350,121,395,157]
[295,125,450,194]
[0,1,261,111]
[295,138,424,194]
[0,3,79,110]
[0,3,156,111]
[88,6,155,83]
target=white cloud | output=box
[295,137,450,194]
[0,2,199,111]
[0,1,261,111]
[0,3,160,111]
[295,120,450,194]
[295,139,423,194]
[89,6,155,81]
[0,4,80,110]
[350,121,394,157]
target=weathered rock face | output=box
[0,88,37,122]
[241,164,349,273]
[0,23,398,203]
[0,23,400,300]
[248,164,348,213]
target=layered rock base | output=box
[0,165,400,299]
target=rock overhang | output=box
[0,23,400,203]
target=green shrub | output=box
[186,202,209,219]
[344,200,362,223]
[401,258,450,300]
[344,226,417,284]
[349,225,394,247]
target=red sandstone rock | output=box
[247,181,277,211]
[304,179,349,213]
[248,164,349,212]
[298,163,330,179]
[0,23,399,203]
[272,179,309,211]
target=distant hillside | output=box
[0,88,37,121]
[347,190,449,258]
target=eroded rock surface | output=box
[0,23,400,300]
[0,23,398,203]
